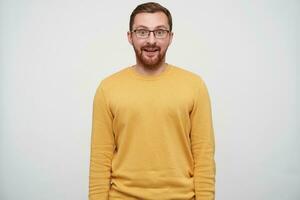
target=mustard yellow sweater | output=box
[89,64,216,200]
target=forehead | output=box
[133,12,169,29]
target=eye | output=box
[156,30,164,35]
[137,29,148,35]
[155,29,167,36]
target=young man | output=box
[89,2,216,200]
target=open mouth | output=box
[143,48,159,52]
[142,47,160,57]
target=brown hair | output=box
[129,2,173,31]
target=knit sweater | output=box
[89,64,216,200]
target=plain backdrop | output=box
[0,0,299,199]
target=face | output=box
[128,12,173,69]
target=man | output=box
[89,2,216,200]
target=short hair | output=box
[129,2,173,31]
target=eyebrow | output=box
[134,25,169,30]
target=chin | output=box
[141,58,162,68]
[141,53,164,66]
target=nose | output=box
[147,31,156,44]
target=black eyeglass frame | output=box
[131,29,171,39]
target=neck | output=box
[134,60,167,76]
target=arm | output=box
[190,80,216,200]
[89,83,115,200]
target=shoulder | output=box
[95,66,132,91]
[169,64,207,86]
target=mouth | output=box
[142,47,160,57]
[143,47,159,52]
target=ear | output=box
[168,32,174,45]
[127,31,133,45]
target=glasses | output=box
[132,29,170,39]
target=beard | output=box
[133,43,167,69]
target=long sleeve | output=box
[89,84,115,200]
[190,80,216,200]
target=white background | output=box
[0,0,299,199]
